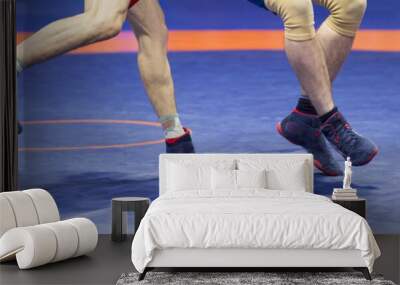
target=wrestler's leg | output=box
[17,0,131,70]
[258,0,341,175]
[314,0,367,82]
[127,0,195,153]
[269,0,377,166]
[264,0,334,115]
[128,0,175,119]
[285,38,334,115]
[311,0,377,166]
[280,38,343,174]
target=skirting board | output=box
[148,248,366,268]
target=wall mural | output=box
[17,0,400,233]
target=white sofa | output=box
[0,189,98,269]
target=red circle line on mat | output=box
[18,119,164,152]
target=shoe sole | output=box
[327,135,379,167]
[276,122,341,177]
[352,147,379,167]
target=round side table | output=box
[111,197,150,242]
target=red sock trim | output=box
[129,0,140,8]
[165,128,190,144]
[292,108,318,117]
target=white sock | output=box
[159,114,185,139]
[16,59,23,75]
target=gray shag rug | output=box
[116,272,396,285]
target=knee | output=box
[97,18,124,40]
[138,23,169,54]
[87,12,124,40]
[336,0,367,18]
[150,23,169,47]
[325,0,367,37]
[265,0,315,41]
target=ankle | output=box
[319,107,338,123]
[296,96,318,115]
[159,114,185,139]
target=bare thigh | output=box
[84,0,132,21]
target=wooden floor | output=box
[0,235,399,285]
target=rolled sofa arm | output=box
[0,218,98,269]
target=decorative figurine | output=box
[343,157,352,190]
[333,157,357,199]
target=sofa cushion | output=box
[1,192,39,227]
[23,189,59,224]
[0,218,97,269]
[0,196,17,238]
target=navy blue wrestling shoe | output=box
[247,0,268,9]
[247,0,276,13]
[165,128,195,153]
[18,121,23,134]
[276,109,343,176]
[321,111,378,166]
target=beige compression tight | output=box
[264,0,367,41]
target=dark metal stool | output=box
[111,197,150,242]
